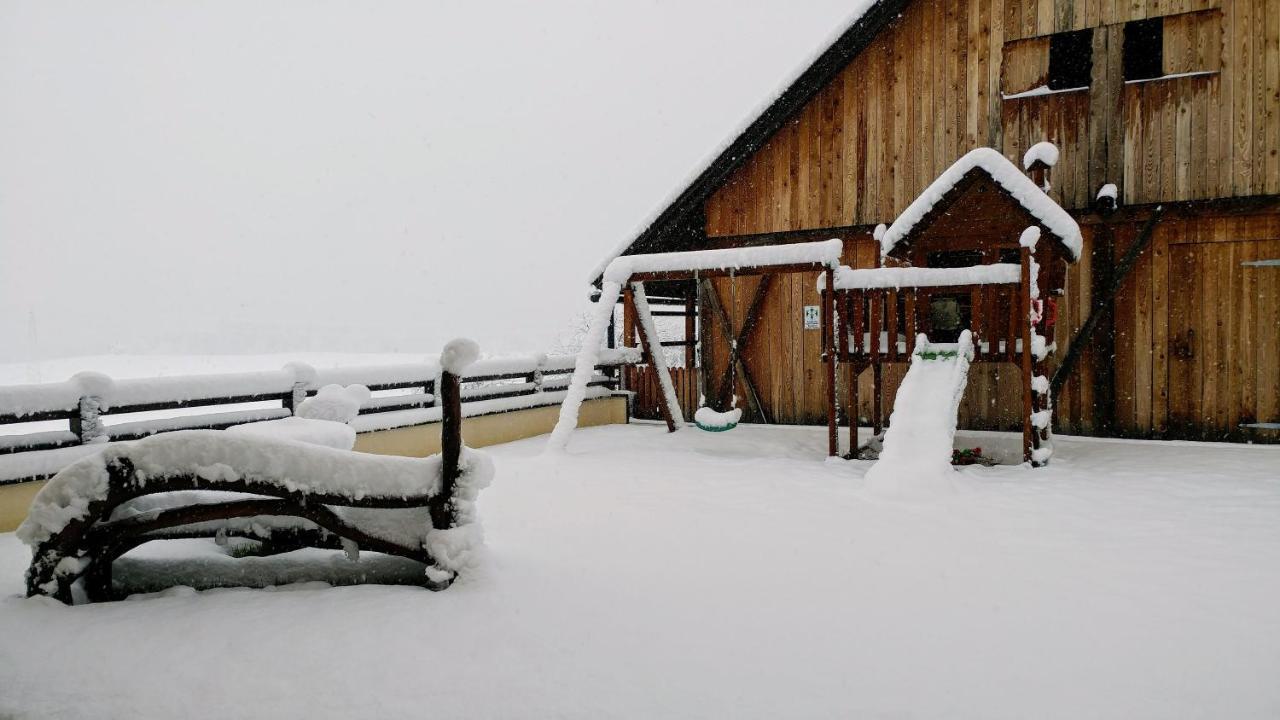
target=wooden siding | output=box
[692,0,1277,439]
[704,0,1278,235]
[699,205,1279,437]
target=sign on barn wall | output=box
[803,305,820,330]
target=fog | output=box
[1,1,855,363]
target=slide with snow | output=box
[864,331,974,491]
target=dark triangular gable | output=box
[881,168,1080,262]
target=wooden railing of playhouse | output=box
[0,351,638,485]
[828,246,1051,464]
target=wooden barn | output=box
[598,0,1279,443]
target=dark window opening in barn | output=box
[999,248,1021,264]
[1123,18,1164,81]
[1047,29,1094,90]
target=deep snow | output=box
[1,423,1278,718]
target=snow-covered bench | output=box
[18,340,491,604]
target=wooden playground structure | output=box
[582,148,1082,466]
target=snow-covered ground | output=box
[1,423,1278,718]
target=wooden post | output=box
[284,381,308,414]
[697,275,711,405]
[1020,247,1034,464]
[684,286,696,371]
[70,396,106,444]
[839,291,855,455]
[870,292,883,437]
[622,287,637,392]
[627,285,678,433]
[823,268,837,457]
[430,366,463,530]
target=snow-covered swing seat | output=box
[548,240,845,451]
[18,340,493,604]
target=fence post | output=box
[429,340,475,530]
[284,382,308,414]
[70,396,106,444]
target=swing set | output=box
[548,239,846,452]
[552,147,1081,467]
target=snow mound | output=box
[295,384,371,423]
[1022,141,1059,169]
[227,416,357,450]
[16,430,456,549]
[441,338,481,376]
[695,406,742,429]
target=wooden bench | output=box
[20,341,488,604]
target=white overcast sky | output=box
[1,1,859,364]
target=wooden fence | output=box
[0,350,638,486]
[628,365,700,422]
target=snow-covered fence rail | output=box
[0,349,638,484]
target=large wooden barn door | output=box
[1167,239,1280,441]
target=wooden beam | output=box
[824,269,838,456]
[627,261,832,283]
[1051,207,1165,397]
[626,284,678,433]
[1021,247,1034,464]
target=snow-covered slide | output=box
[864,331,974,492]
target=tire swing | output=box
[694,270,743,432]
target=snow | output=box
[226,417,357,451]
[1032,374,1050,394]
[865,332,975,494]
[1000,84,1088,99]
[547,280,624,452]
[1019,225,1041,249]
[2,423,1278,718]
[1097,183,1118,200]
[1124,69,1218,85]
[295,384,372,424]
[350,386,615,434]
[106,408,292,439]
[822,263,1021,291]
[694,405,742,428]
[879,148,1083,261]
[16,430,455,548]
[440,338,481,376]
[1022,141,1059,169]
[602,239,844,284]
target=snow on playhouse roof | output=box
[879,147,1083,261]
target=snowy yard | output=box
[1,423,1278,719]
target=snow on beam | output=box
[879,148,1082,261]
[602,239,843,284]
[818,263,1022,291]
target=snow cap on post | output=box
[441,338,481,376]
[1022,141,1059,170]
[282,361,318,388]
[71,371,115,408]
[1019,226,1041,251]
[872,223,887,242]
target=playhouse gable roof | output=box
[879,148,1083,262]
